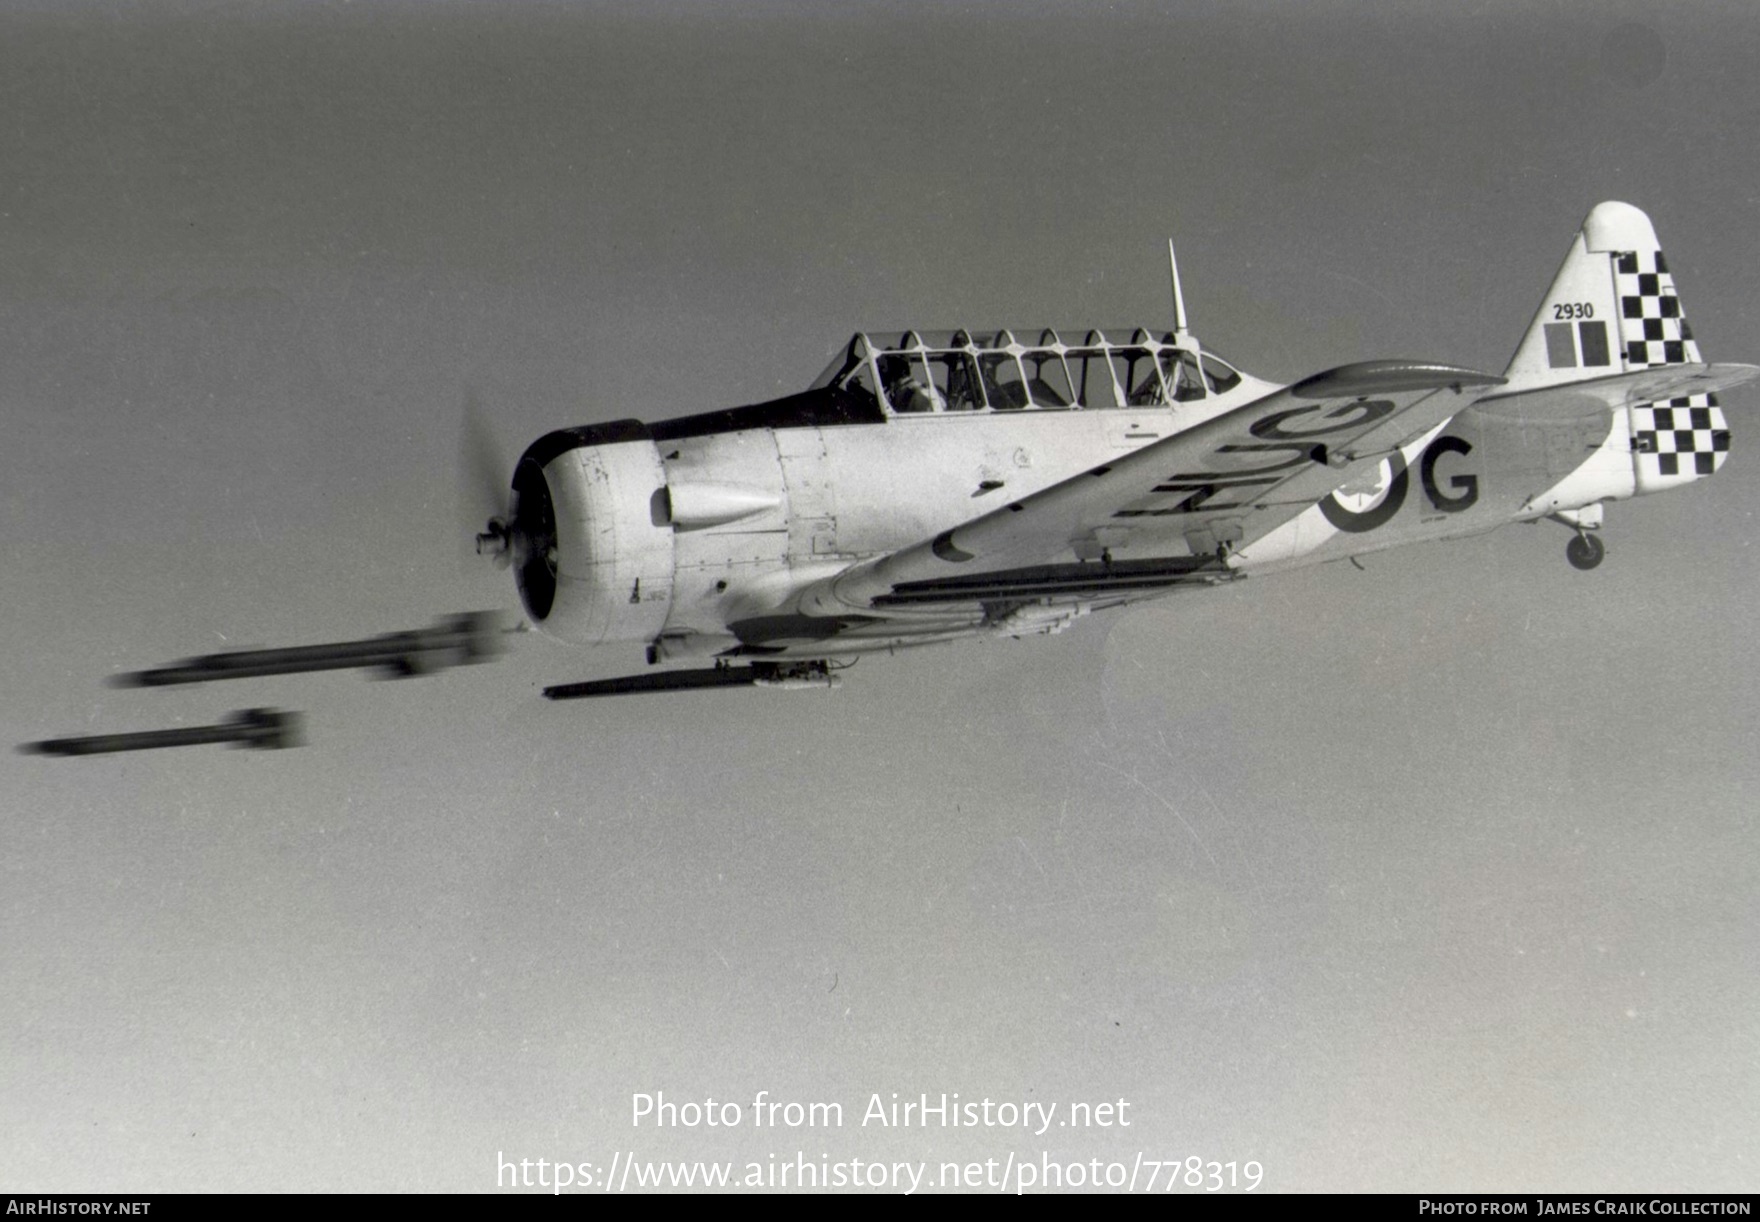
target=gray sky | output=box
[4,0,1757,1193]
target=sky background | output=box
[4,0,1758,1193]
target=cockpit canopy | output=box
[811,328,1243,416]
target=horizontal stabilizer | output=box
[1474,362,1760,420]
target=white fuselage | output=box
[516,359,1708,660]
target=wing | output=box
[801,358,1757,615]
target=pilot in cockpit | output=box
[880,355,941,413]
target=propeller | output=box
[459,387,559,617]
[461,386,516,568]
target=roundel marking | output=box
[1319,455,1410,533]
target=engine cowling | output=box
[513,432,675,646]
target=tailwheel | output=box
[1565,532,1605,571]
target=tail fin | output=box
[1505,201,1706,385]
[1505,201,1728,491]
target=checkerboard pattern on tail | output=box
[1617,250,1702,368]
[1632,396,1729,478]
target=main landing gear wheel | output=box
[1566,533,1605,571]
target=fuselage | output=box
[507,326,1727,661]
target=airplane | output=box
[25,198,1751,749]
[462,200,1755,699]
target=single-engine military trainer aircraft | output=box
[467,201,1756,698]
[22,200,1758,753]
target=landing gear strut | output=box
[1565,532,1604,571]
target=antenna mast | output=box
[1168,238,1198,353]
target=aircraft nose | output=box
[511,458,558,622]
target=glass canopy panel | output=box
[1159,348,1206,402]
[979,351,1029,409]
[1022,349,1075,407]
[809,334,869,389]
[1113,346,1165,405]
[929,350,983,411]
[1067,347,1118,407]
[877,351,939,413]
[1202,354,1243,393]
